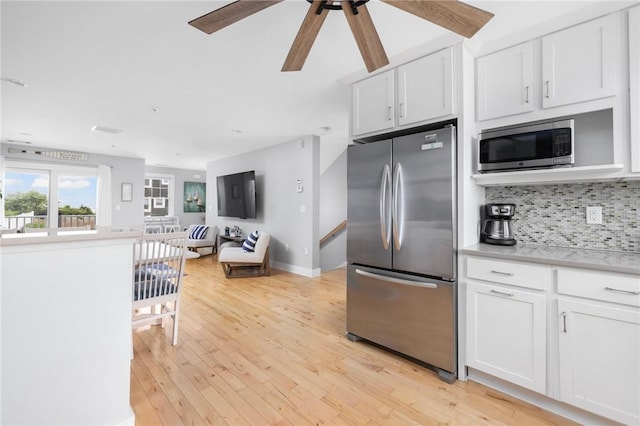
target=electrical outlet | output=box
[586,206,603,225]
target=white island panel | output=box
[1,234,136,425]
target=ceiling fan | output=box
[189,0,494,73]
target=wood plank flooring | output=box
[131,256,576,425]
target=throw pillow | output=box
[242,230,260,252]
[189,225,209,240]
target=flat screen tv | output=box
[216,170,257,219]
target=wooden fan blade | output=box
[342,2,390,73]
[380,0,494,38]
[189,0,283,34]
[282,0,332,72]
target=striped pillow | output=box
[188,225,209,240]
[242,230,260,252]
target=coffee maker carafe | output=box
[481,203,517,246]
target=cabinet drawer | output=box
[466,257,550,291]
[557,268,640,307]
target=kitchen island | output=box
[0,230,139,425]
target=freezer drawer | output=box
[346,265,456,375]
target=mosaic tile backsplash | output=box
[485,181,640,253]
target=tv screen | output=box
[216,170,257,219]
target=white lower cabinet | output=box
[557,299,640,425]
[467,281,547,393]
[465,256,640,424]
[557,267,640,425]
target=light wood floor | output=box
[131,255,576,426]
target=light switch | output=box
[299,205,306,213]
[296,185,303,193]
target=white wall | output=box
[1,143,145,228]
[206,136,320,276]
[319,148,347,271]
[144,165,207,229]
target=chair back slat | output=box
[132,232,187,320]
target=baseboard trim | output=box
[113,408,135,425]
[271,261,321,277]
[467,368,617,426]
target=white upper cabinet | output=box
[630,6,640,173]
[351,70,395,136]
[398,48,454,126]
[542,14,618,109]
[476,42,534,121]
[351,47,454,137]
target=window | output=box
[144,174,174,217]
[2,163,98,231]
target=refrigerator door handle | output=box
[355,268,438,289]
[379,164,392,250]
[392,162,404,250]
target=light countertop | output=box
[462,243,640,276]
[0,229,141,247]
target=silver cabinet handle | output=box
[356,268,438,289]
[525,86,530,103]
[490,289,514,297]
[387,105,392,121]
[399,102,405,118]
[490,270,514,277]
[379,164,392,250]
[545,81,550,98]
[605,287,640,295]
[562,312,568,333]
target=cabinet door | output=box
[397,48,453,126]
[476,41,534,121]
[542,14,617,109]
[352,70,394,136]
[558,299,640,425]
[466,281,546,393]
[630,6,640,173]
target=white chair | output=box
[132,232,188,345]
[185,224,218,255]
[164,224,181,233]
[218,231,270,278]
[144,224,163,234]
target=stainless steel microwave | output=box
[478,119,574,172]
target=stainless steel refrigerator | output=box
[346,124,457,383]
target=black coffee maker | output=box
[480,203,517,246]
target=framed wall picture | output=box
[121,183,133,202]
[184,181,206,212]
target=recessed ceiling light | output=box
[91,125,123,134]
[1,77,27,87]
[319,126,332,133]
[231,129,243,135]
